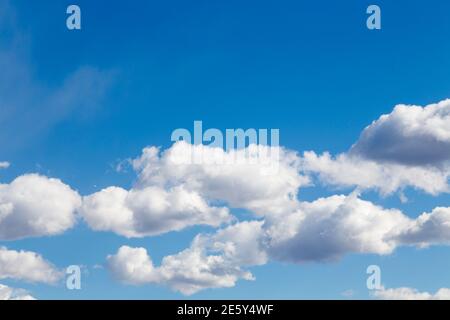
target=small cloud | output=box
[114,159,132,173]
[0,162,10,169]
[341,289,355,298]
[373,286,450,300]
[0,283,36,300]
[399,191,408,204]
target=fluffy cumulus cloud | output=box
[302,99,450,196]
[101,118,450,293]
[266,195,450,263]
[106,191,450,294]
[0,247,62,283]
[81,141,307,237]
[132,142,307,215]
[0,174,81,240]
[396,207,450,247]
[107,221,267,295]
[3,97,450,295]
[351,99,450,166]
[81,185,232,237]
[265,193,450,264]
[302,152,450,196]
[266,193,410,263]
[373,287,450,300]
[0,162,9,169]
[0,283,35,300]
[105,189,450,294]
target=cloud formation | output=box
[107,190,450,294]
[0,283,35,300]
[302,151,450,196]
[0,162,9,169]
[132,142,307,215]
[303,99,450,196]
[395,207,450,247]
[0,247,62,284]
[81,142,306,237]
[351,99,450,166]
[0,174,81,240]
[82,185,231,237]
[101,99,450,293]
[266,193,409,262]
[266,195,450,263]
[107,221,266,295]
[3,97,450,295]
[373,287,450,300]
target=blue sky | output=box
[1,0,450,300]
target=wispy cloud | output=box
[0,0,115,151]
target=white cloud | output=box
[0,247,62,284]
[0,283,35,300]
[132,142,307,215]
[105,190,447,292]
[82,141,306,237]
[0,93,448,294]
[266,193,410,263]
[95,108,450,291]
[107,221,266,295]
[302,151,449,196]
[0,174,81,240]
[396,207,450,247]
[106,191,450,291]
[81,185,232,237]
[265,193,450,263]
[373,287,450,300]
[341,289,355,298]
[351,99,450,166]
[0,162,9,169]
[302,100,450,196]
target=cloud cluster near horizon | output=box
[2,99,450,298]
[0,283,35,300]
[373,286,450,300]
